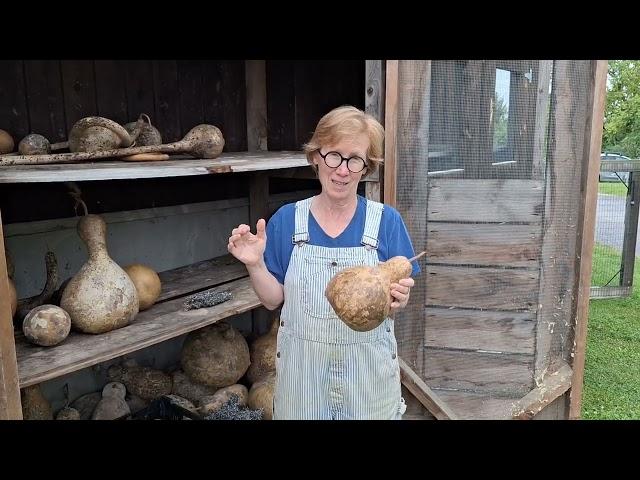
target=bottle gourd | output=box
[61,214,139,334]
[325,252,425,332]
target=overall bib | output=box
[273,197,407,420]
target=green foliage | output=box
[584,243,640,419]
[493,95,508,147]
[603,60,640,158]
[598,182,628,197]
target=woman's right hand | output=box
[227,219,267,267]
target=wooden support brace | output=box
[511,361,573,420]
[399,357,458,420]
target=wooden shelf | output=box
[15,255,260,388]
[0,151,310,183]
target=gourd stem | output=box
[409,251,426,262]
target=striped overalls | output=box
[273,197,406,420]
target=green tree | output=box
[603,60,640,158]
[493,94,508,147]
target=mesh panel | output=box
[591,166,639,299]
[393,60,594,419]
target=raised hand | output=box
[227,219,267,267]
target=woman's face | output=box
[313,133,369,203]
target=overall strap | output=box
[292,197,314,245]
[361,199,384,250]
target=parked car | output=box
[600,153,630,183]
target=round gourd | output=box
[22,304,71,347]
[246,317,278,384]
[0,129,14,154]
[124,263,162,311]
[181,322,250,388]
[18,133,51,155]
[248,372,275,420]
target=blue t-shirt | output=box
[264,195,422,285]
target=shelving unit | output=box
[0,59,385,419]
[16,255,257,388]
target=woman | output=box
[228,105,420,420]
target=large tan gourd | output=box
[60,214,139,334]
[124,263,162,311]
[248,372,275,420]
[181,322,250,388]
[21,385,53,420]
[0,129,14,154]
[22,304,71,346]
[325,252,425,332]
[246,316,278,384]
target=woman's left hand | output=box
[390,277,415,311]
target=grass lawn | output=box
[598,182,628,197]
[582,243,640,419]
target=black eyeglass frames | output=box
[317,150,367,173]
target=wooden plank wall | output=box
[0,59,365,154]
[0,60,251,150]
[423,177,542,414]
[265,61,365,151]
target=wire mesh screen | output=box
[591,165,640,298]
[393,60,594,419]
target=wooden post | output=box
[365,60,385,202]
[535,61,598,420]
[532,61,553,180]
[620,172,640,288]
[245,60,271,334]
[383,60,399,207]
[245,60,268,152]
[0,212,22,419]
[568,60,608,419]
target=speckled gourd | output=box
[22,304,71,346]
[60,214,139,334]
[325,252,425,332]
[107,362,172,401]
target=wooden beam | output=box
[0,212,22,419]
[399,357,458,420]
[569,60,608,419]
[621,172,640,287]
[245,60,268,152]
[532,61,553,179]
[383,60,399,207]
[365,60,385,202]
[512,361,573,419]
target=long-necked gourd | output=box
[325,252,425,332]
[60,214,139,334]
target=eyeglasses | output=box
[317,150,367,173]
